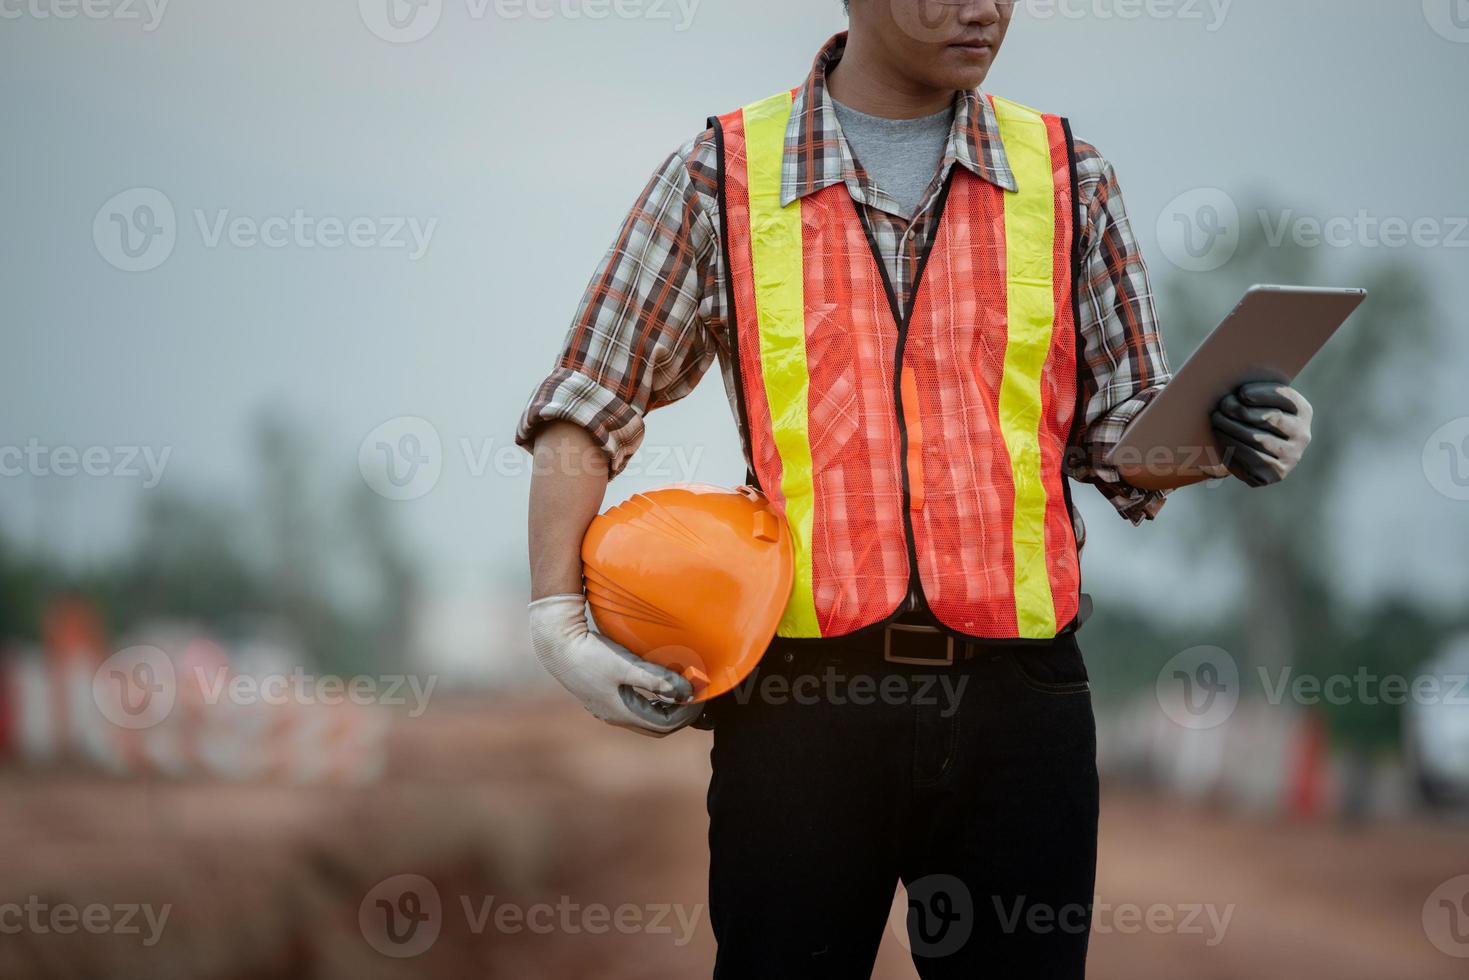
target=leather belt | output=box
[881,620,976,667]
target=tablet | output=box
[1105,284,1367,475]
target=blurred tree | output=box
[0,535,57,642]
[116,492,265,632]
[0,412,419,678]
[339,481,417,674]
[251,411,419,674]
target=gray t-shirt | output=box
[831,98,955,220]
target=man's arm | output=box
[1066,143,1312,501]
[525,422,701,737]
[1065,140,1190,514]
[528,422,610,600]
[519,135,721,736]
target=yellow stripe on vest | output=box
[743,91,821,637]
[991,96,1059,639]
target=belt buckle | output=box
[883,622,955,667]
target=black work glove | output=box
[1210,382,1314,488]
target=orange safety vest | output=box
[711,88,1083,642]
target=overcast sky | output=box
[3,0,1467,620]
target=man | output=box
[519,1,1313,976]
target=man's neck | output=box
[826,32,956,119]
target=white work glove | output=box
[1210,382,1314,488]
[529,594,703,738]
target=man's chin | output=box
[935,47,995,90]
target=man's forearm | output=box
[528,422,611,600]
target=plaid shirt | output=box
[518,33,1171,525]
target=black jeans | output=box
[705,633,1099,979]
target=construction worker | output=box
[520,2,1313,976]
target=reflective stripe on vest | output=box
[713,90,1081,641]
[993,94,1063,638]
[742,90,821,637]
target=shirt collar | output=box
[781,32,1018,208]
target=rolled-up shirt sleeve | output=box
[1065,141,1173,524]
[516,137,719,476]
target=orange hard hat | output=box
[581,484,793,702]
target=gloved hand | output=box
[529,594,703,737]
[1210,382,1313,488]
